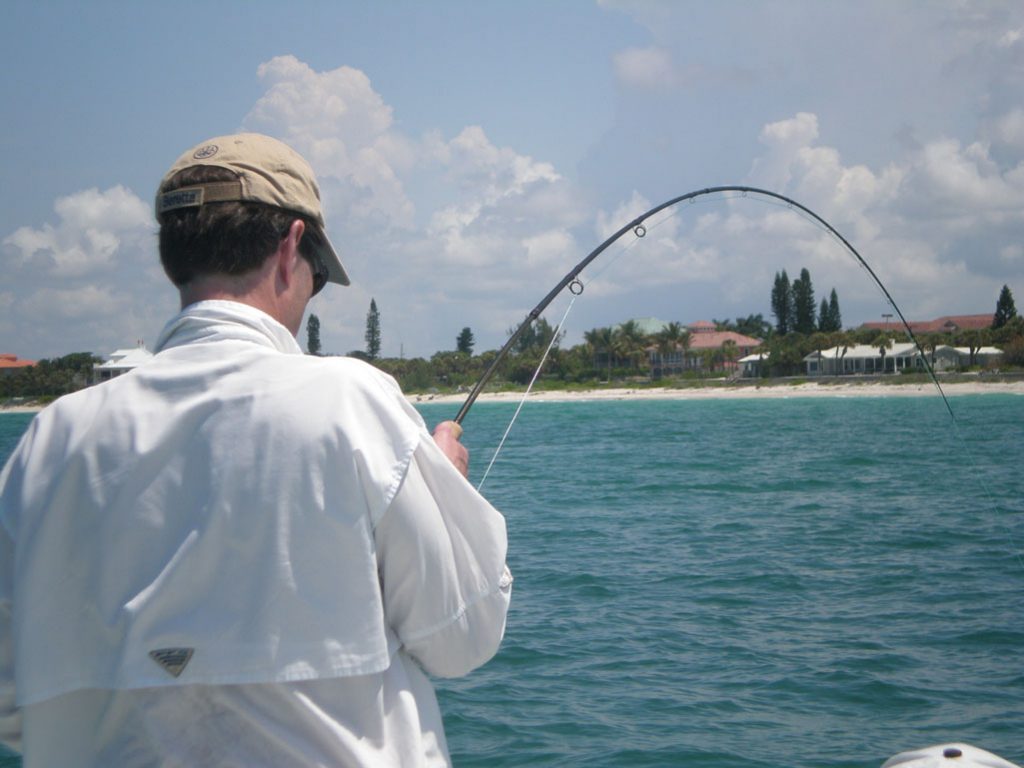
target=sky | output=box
[2,0,1023,360]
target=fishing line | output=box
[473,211,682,478]
[476,293,579,491]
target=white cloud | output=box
[1000,244,1023,264]
[241,58,589,356]
[446,126,561,198]
[10,9,1024,363]
[4,186,151,278]
[413,127,579,302]
[523,230,576,269]
[241,58,580,351]
[244,55,415,228]
[997,28,1022,48]
[988,107,1024,151]
[21,285,126,320]
[898,138,1024,225]
[582,105,1024,330]
[595,190,653,241]
[612,46,674,89]
[746,114,1024,317]
[750,113,820,191]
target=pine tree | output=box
[791,268,817,334]
[365,299,381,360]
[827,288,842,331]
[816,288,842,333]
[771,270,792,335]
[456,327,475,355]
[992,284,1017,329]
[306,313,322,356]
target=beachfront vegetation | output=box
[0,353,101,401]
[5,287,1022,400]
[369,315,1024,394]
[5,319,1023,402]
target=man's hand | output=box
[432,421,468,478]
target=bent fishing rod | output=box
[453,185,950,425]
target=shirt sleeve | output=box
[0,523,21,753]
[375,438,512,679]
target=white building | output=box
[804,342,937,376]
[804,342,1002,376]
[93,344,154,383]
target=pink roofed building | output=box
[648,320,763,376]
[0,354,36,377]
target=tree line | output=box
[5,286,1020,401]
[0,353,100,401]
[293,285,1022,393]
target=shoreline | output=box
[3,381,1022,415]
[407,379,1024,405]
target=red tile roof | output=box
[860,314,994,333]
[0,354,36,369]
[686,330,762,350]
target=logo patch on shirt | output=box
[149,647,194,678]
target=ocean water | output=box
[1,393,1022,767]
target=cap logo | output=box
[192,144,219,160]
[158,187,205,214]
[149,647,194,678]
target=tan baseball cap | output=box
[156,133,349,286]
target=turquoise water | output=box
[1,394,1022,766]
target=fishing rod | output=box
[453,185,952,425]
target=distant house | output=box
[738,352,768,378]
[93,344,154,383]
[859,314,994,334]
[647,320,762,375]
[0,354,36,377]
[803,341,1003,375]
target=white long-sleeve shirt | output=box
[0,301,511,766]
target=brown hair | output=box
[158,166,320,286]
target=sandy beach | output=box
[4,380,1022,416]
[408,379,1024,405]
[0,404,45,414]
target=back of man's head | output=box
[155,133,349,289]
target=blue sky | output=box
[3,1,1023,360]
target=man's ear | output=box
[276,219,306,289]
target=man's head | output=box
[155,133,349,292]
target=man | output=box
[0,133,512,766]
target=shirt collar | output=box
[154,300,303,356]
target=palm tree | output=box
[807,331,830,375]
[827,332,851,375]
[584,326,616,381]
[873,333,891,373]
[614,320,650,373]
[654,321,688,376]
[721,339,739,366]
[956,328,991,368]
